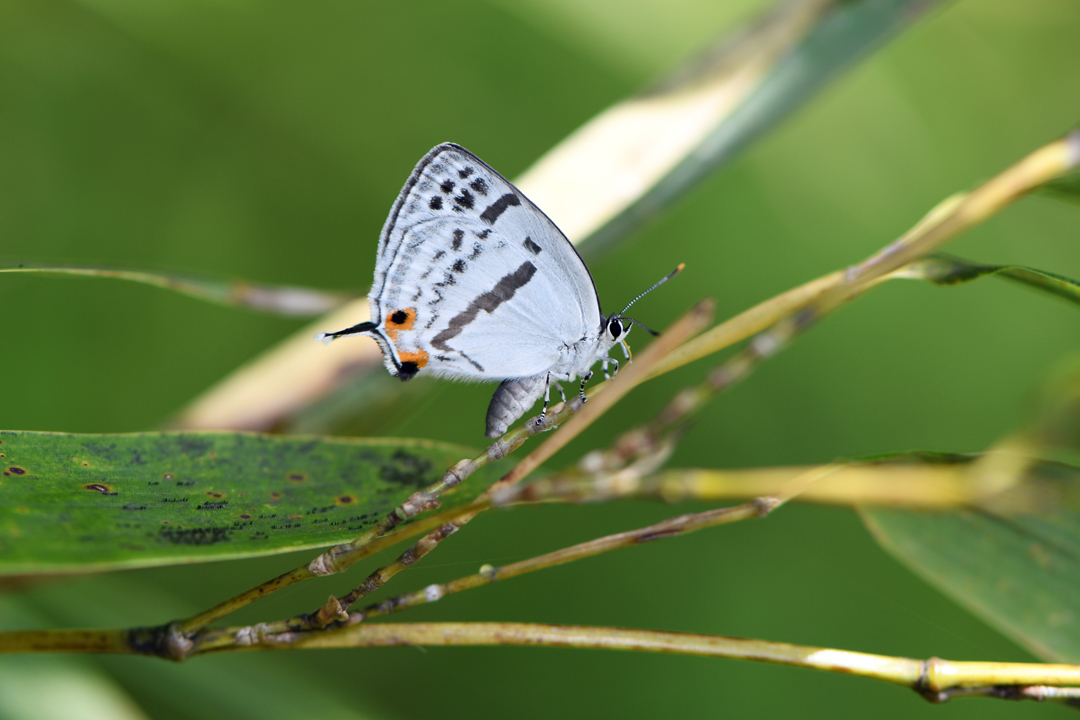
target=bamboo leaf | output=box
[898,254,1080,306]
[0,264,353,317]
[862,507,1080,663]
[861,364,1080,663]
[0,431,496,575]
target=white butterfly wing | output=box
[368,144,603,381]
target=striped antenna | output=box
[617,264,684,317]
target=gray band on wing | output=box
[479,192,521,225]
[432,261,537,353]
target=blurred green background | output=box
[2,0,1080,717]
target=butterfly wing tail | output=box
[314,321,378,344]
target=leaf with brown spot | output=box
[0,431,500,575]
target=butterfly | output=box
[317,143,678,438]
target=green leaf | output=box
[861,365,1080,663]
[0,264,353,317]
[900,253,1080,307]
[862,505,1080,663]
[0,431,496,575]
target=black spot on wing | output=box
[458,166,474,179]
[523,237,542,255]
[397,361,420,380]
[452,229,464,251]
[468,243,483,260]
[452,259,466,273]
[470,177,489,195]
[454,189,475,210]
[432,250,446,261]
[440,179,456,193]
[428,196,443,210]
[480,193,521,225]
[431,261,537,353]
[475,229,491,239]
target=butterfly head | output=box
[605,316,627,342]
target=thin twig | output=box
[217,621,1080,704]
[648,129,1080,380]
[355,497,779,624]
[8,620,1080,707]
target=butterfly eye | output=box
[608,318,623,339]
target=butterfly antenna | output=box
[629,318,659,337]
[617,264,684,317]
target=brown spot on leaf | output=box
[336,495,357,505]
[8,466,27,476]
[83,483,115,494]
[239,514,252,520]
[289,514,303,520]
[163,473,174,480]
[287,473,306,483]
[206,491,225,499]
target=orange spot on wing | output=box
[398,348,429,368]
[384,307,417,330]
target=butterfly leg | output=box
[579,371,593,402]
[601,357,619,381]
[535,373,553,426]
[554,381,567,404]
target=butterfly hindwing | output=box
[368,144,604,381]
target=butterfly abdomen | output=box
[485,374,546,438]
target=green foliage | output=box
[0,431,492,574]
[909,254,1080,306]
[865,506,1080,664]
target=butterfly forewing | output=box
[368,144,604,381]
